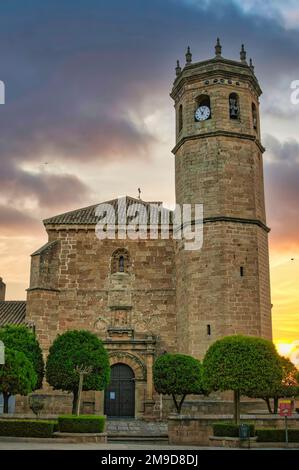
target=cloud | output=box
[264,135,299,249]
[0,157,90,211]
[0,205,42,236]
[0,0,299,243]
[264,134,299,164]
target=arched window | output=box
[195,94,211,121]
[178,104,183,132]
[252,102,257,130]
[111,248,130,274]
[229,93,240,120]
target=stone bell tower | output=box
[172,40,272,359]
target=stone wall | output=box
[180,398,268,415]
[175,221,271,358]
[175,137,265,220]
[16,391,73,416]
[27,229,176,354]
[25,228,176,417]
[168,414,299,446]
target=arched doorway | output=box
[104,363,135,418]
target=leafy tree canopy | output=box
[250,355,299,413]
[203,335,283,396]
[0,347,37,397]
[0,325,44,389]
[153,353,204,413]
[46,330,110,394]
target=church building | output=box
[0,40,272,419]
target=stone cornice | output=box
[26,287,60,292]
[171,57,262,100]
[177,216,270,233]
[172,130,265,154]
[46,225,174,233]
[204,215,270,232]
[104,338,156,345]
[108,305,132,311]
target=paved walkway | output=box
[0,440,211,450]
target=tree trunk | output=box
[76,373,84,416]
[172,394,187,414]
[2,392,10,414]
[274,397,279,414]
[72,389,78,415]
[264,398,273,414]
[172,394,180,414]
[233,390,240,425]
[177,395,186,414]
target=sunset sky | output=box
[0,0,298,351]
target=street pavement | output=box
[0,440,212,450]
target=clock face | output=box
[195,105,210,121]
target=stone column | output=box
[146,353,153,401]
[95,390,104,415]
[143,350,156,420]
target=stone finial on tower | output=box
[240,44,247,63]
[185,46,192,65]
[0,277,6,301]
[175,60,182,76]
[249,58,254,72]
[215,37,222,57]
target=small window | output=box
[240,266,244,277]
[252,103,257,130]
[178,104,183,132]
[229,93,240,120]
[119,256,124,272]
[207,324,211,336]
[111,248,130,274]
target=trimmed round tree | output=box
[251,356,299,413]
[0,325,44,388]
[0,347,37,413]
[153,353,204,414]
[46,330,110,414]
[203,335,283,424]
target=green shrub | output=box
[0,419,55,438]
[58,415,106,433]
[256,428,299,442]
[213,422,255,437]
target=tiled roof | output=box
[43,196,173,226]
[31,240,58,257]
[0,301,27,327]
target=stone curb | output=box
[0,432,107,444]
